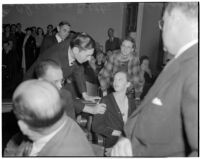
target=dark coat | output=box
[39,35,58,54]
[92,93,136,148]
[125,44,198,157]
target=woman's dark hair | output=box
[25,27,32,32]
[70,32,95,51]
[36,27,44,35]
[140,55,149,65]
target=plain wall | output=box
[3,3,125,51]
[139,3,164,75]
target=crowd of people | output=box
[2,2,198,157]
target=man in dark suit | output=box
[4,80,95,156]
[105,28,121,53]
[40,21,71,54]
[24,32,100,102]
[111,2,198,157]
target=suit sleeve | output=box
[92,99,114,137]
[181,70,198,156]
[72,64,86,94]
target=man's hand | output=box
[92,103,106,114]
[82,92,100,102]
[111,137,133,156]
[112,130,122,136]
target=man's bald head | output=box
[13,80,64,129]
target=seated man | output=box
[4,80,95,156]
[92,71,136,148]
[34,59,106,116]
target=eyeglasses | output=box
[158,19,164,30]
[53,78,66,87]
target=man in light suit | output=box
[4,80,94,156]
[111,2,198,157]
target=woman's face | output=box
[141,59,149,71]
[113,72,129,92]
[38,28,44,35]
[121,40,134,56]
[73,47,94,64]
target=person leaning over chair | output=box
[4,80,95,156]
[92,71,136,149]
[24,32,100,103]
[111,2,198,157]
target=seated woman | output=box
[92,71,136,148]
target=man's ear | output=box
[18,120,29,135]
[72,47,79,55]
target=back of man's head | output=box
[165,2,198,19]
[12,80,64,130]
[34,60,61,79]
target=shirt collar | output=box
[175,39,198,59]
[68,47,76,66]
[30,118,67,156]
[55,33,62,43]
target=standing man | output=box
[111,2,198,157]
[4,80,94,156]
[40,21,71,54]
[105,28,121,53]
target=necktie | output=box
[23,141,33,156]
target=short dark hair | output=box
[165,2,198,19]
[25,27,32,32]
[13,80,64,130]
[47,24,53,28]
[36,27,44,35]
[123,37,136,49]
[140,55,149,65]
[58,21,71,27]
[70,32,95,51]
[34,60,61,79]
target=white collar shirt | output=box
[55,33,62,43]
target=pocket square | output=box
[152,97,163,106]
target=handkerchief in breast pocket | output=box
[152,97,163,106]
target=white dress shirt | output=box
[55,33,62,43]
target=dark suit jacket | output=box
[24,36,36,70]
[40,35,58,54]
[125,44,198,157]
[4,116,95,156]
[92,93,136,148]
[105,37,121,52]
[60,89,75,120]
[24,39,86,95]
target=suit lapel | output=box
[109,94,124,124]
